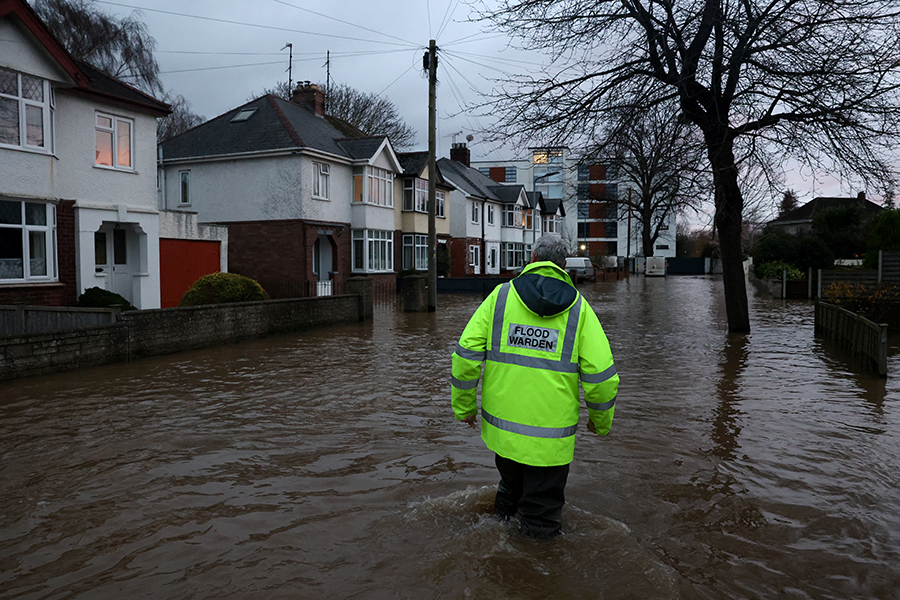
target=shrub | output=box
[823,282,900,321]
[179,273,269,306]
[752,227,833,272]
[755,261,805,280]
[863,209,900,268]
[77,287,136,311]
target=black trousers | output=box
[494,453,570,539]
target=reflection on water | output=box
[1,275,898,599]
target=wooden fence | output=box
[814,301,888,376]
[0,305,121,337]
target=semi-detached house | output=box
[0,0,170,309]
[158,83,403,297]
[438,144,532,277]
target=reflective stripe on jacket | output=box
[451,261,618,467]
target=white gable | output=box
[0,18,72,84]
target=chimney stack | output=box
[292,81,325,116]
[450,142,470,167]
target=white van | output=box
[565,257,595,283]
[644,256,667,277]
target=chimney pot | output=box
[450,142,470,167]
[292,82,325,116]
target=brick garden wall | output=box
[1,282,371,382]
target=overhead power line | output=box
[95,1,420,48]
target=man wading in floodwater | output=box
[451,234,619,539]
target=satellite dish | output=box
[466,134,474,142]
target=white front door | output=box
[94,225,134,304]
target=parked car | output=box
[565,256,595,282]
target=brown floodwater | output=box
[1,275,898,599]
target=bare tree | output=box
[252,81,417,149]
[33,0,162,95]
[157,93,204,143]
[595,106,708,256]
[479,0,900,332]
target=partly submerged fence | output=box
[814,300,888,376]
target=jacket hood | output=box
[511,261,578,317]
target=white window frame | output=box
[402,234,428,271]
[352,229,394,273]
[403,178,428,212]
[468,244,480,267]
[0,200,57,282]
[471,200,479,224]
[179,171,191,205]
[543,214,560,234]
[313,162,330,200]
[502,242,524,270]
[436,190,446,218]
[0,67,53,153]
[487,204,495,225]
[365,166,394,207]
[95,111,134,170]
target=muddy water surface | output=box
[1,276,899,599]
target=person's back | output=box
[451,234,618,538]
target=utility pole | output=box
[426,39,438,311]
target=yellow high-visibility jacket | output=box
[451,261,618,467]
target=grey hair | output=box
[532,234,568,268]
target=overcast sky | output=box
[94,0,541,163]
[89,0,856,212]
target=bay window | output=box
[403,178,427,212]
[352,229,393,273]
[402,234,428,271]
[365,166,393,207]
[502,242,524,270]
[0,67,53,152]
[503,205,522,227]
[95,112,133,169]
[436,190,445,217]
[0,200,56,281]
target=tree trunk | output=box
[708,138,751,333]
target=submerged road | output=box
[1,275,898,599]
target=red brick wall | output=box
[0,200,77,307]
[226,219,349,299]
[489,167,506,183]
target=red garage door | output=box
[160,239,221,308]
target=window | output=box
[524,209,534,230]
[179,171,190,205]
[656,244,670,250]
[502,242,524,270]
[578,222,590,239]
[404,178,428,212]
[478,167,490,177]
[0,67,52,152]
[543,214,560,234]
[468,244,480,267]
[95,112,133,169]
[402,234,428,271]
[471,201,479,224]
[532,149,563,164]
[352,229,393,272]
[505,166,516,183]
[313,162,330,199]
[578,202,590,219]
[0,200,56,281]
[487,204,495,225]
[230,108,257,122]
[503,205,522,227]
[436,190,445,218]
[365,166,393,207]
